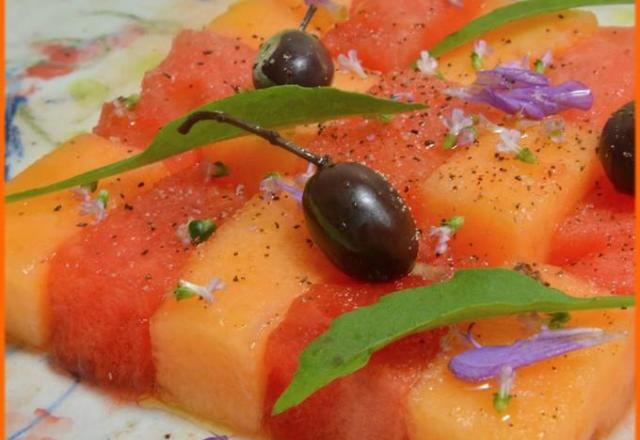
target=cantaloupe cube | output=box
[151,194,341,433]
[407,266,634,440]
[207,0,349,49]
[5,134,168,348]
[208,0,301,49]
[439,11,599,84]
[417,124,598,265]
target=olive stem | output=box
[299,4,317,31]
[178,110,331,168]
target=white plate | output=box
[5,2,635,439]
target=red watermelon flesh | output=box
[94,30,256,150]
[322,0,484,72]
[549,175,634,295]
[265,278,445,440]
[548,27,634,129]
[48,163,247,391]
[310,71,469,214]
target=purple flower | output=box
[445,67,593,119]
[475,67,547,89]
[295,163,317,186]
[449,326,624,382]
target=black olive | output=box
[302,162,418,282]
[252,30,334,89]
[598,101,635,195]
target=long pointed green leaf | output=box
[273,268,634,414]
[6,86,423,203]
[429,0,635,58]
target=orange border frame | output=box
[1,0,7,437]
[0,2,637,439]
[631,5,640,439]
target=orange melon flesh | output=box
[438,10,598,84]
[208,0,302,49]
[417,123,599,265]
[406,266,634,440]
[151,194,343,433]
[5,134,169,348]
[207,0,350,49]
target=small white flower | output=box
[430,226,453,255]
[429,216,464,255]
[497,128,523,155]
[175,277,226,304]
[542,117,565,143]
[442,109,475,149]
[476,113,503,134]
[74,187,108,223]
[235,184,245,196]
[456,127,477,147]
[473,39,491,58]
[448,0,463,7]
[442,108,474,136]
[259,174,282,198]
[534,50,553,73]
[417,50,438,76]
[176,221,192,246]
[471,40,492,70]
[337,50,367,79]
[540,50,553,68]
[495,365,515,407]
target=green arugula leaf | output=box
[273,268,634,414]
[6,86,422,203]
[429,0,635,58]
